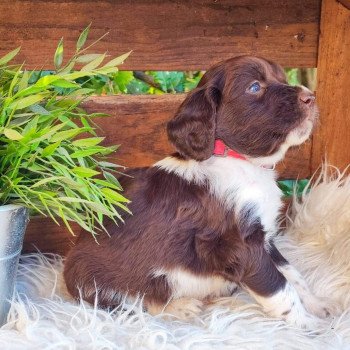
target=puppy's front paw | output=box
[283,308,321,330]
[301,296,339,319]
[165,297,204,319]
[147,297,203,320]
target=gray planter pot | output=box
[0,205,29,326]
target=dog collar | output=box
[213,139,276,170]
[213,139,247,160]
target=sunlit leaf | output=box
[81,53,106,71]
[70,148,103,158]
[76,24,91,50]
[35,75,60,87]
[54,38,64,69]
[72,137,104,147]
[50,128,85,143]
[9,95,45,110]
[0,47,21,66]
[18,71,29,91]
[76,54,102,63]
[3,128,23,140]
[72,166,100,178]
[51,79,79,88]
[102,51,131,68]
[41,142,61,157]
[31,176,65,188]
[101,187,129,203]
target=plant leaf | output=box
[54,38,64,70]
[50,128,85,143]
[35,75,60,87]
[76,24,91,50]
[70,148,103,158]
[18,71,29,91]
[102,51,131,68]
[57,60,76,75]
[80,53,106,72]
[0,47,21,66]
[93,178,121,190]
[76,54,102,63]
[99,161,124,169]
[103,171,122,188]
[63,71,97,80]
[51,79,79,88]
[31,176,65,188]
[72,137,104,147]
[29,104,50,115]
[72,167,100,178]
[9,95,45,110]
[42,142,61,157]
[101,187,129,203]
[3,128,23,140]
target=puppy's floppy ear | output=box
[167,80,222,161]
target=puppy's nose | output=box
[299,89,315,106]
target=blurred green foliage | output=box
[75,70,204,95]
[278,179,309,197]
[285,68,300,86]
[75,68,300,95]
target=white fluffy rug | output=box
[2,167,350,349]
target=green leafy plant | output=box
[76,70,204,95]
[278,179,309,197]
[0,26,132,236]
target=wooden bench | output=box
[0,0,349,255]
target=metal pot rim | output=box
[0,204,26,212]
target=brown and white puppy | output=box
[64,56,329,328]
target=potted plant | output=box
[0,26,130,325]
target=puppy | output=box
[64,56,329,328]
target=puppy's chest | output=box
[204,158,283,233]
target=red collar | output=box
[213,139,247,161]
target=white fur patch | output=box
[278,264,336,318]
[153,268,237,300]
[155,156,282,237]
[247,282,319,329]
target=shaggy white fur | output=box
[2,166,350,349]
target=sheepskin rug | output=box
[2,167,350,349]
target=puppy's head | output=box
[167,56,318,166]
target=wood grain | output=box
[24,217,79,256]
[311,0,350,171]
[0,0,320,70]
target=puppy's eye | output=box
[248,82,261,93]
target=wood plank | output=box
[0,0,320,70]
[23,217,79,256]
[311,0,350,172]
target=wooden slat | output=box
[0,0,320,70]
[311,0,350,171]
[23,217,79,256]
